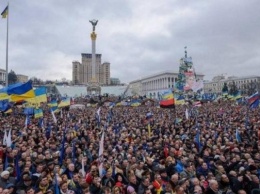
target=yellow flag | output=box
[1,6,8,18]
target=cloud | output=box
[0,0,259,83]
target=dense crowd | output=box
[0,100,260,194]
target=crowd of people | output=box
[0,99,260,194]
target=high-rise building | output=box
[72,54,110,85]
[110,77,120,85]
[0,68,6,84]
[16,74,28,83]
[101,62,110,85]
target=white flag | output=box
[97,107,101,122]
[51,110,57,123]
[3,130,7,146]
[6,130,12,147]
[98,130,104,177]
[81,158,86,177]
[25,116,28,128]
[185,109,189,120]
[60,109,63,118]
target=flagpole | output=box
[5,2,9,87]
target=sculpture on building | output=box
[89,19,98,32]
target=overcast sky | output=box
[0,0,259,83]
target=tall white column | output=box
[91,36,96,81]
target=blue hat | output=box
[5,183,14,189]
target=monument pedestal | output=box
[87,82,101,95]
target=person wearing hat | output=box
[0,170,15,189]
[5,183,15,194]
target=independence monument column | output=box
[87,19,101,95]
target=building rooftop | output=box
[55,85,128,97]
[206,75,260,83]
[130,70,204,83]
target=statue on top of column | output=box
[89,19,98,32]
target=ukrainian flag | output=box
[58,98,70,108]
[116,102,121,106]
[222,91,228,97]
[131,100,141,107]
[48,101,59,112]
[234,92,242,100]
[26,87,47,107]
[4,108,12,114]
[7,81,35,102]
[0,91,9,101]
[48,101,58,107]
[175,95,185,105]
[1,6,8,19]
[0,86,10,101]
[34,108,43,118]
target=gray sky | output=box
[0,0,259,83]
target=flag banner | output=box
[58,98,70,108]
[24,107,34,115]
[247,92,259,108]
[7,81,35,102]
[1,6,8,18]
[147,123,151,137]
[81,158,86,177]
[51,110,57,123]
[130,100,141,107]
[236,129,242,143]
[160,90,175,108]
[195,130,202,153]
[3,130,7,145]
[185,108,189,120]
[34,108,43,118]
[175,95,185,105]
[96,107,101,122]
[6,129,12,147]
[0,91,9,101]
[98,130,105,177]
[48,101,58,107]
[162,90,174,100]
[193,101,202,107]
[26,87,47,107]
[0,99,10,112]
[191,80,204,92]
[184,71,195,91]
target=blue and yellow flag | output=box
[48,101,59,113]
[7,81,35,102]
[1,6,8,18]
[0,86,10,101]
[4,108,12,114]
[58,98,70,108]
[26,87,47,107]
[48,101,57,107]
[34,108,43,118]
[130,100,141,107]
[175,95,185,105]
[0,92,9,101]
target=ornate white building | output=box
[204,75,260,95]
[0,68,6,84]
[129,71,204,98]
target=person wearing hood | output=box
[0,171,15,189]
[218,174,235,194]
